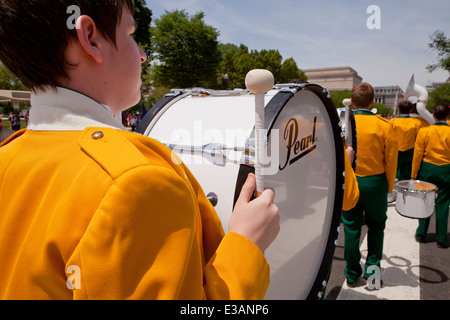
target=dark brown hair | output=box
[398,100,412,115]
[0,0,134,91]
[351,82,374,109]
[433,104,449,121]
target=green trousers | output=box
[397,148,414,181]
[342,173,388,283]
[415,162,450,244]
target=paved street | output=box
[325,202,450,300]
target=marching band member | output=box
[321,144,359,299]
[390,100,425,180]
[411,104,450,248]
[0,0,279,299]
[341,83,398,288]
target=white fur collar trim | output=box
[28,87,125,131]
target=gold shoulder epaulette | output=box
[78,127,149,179]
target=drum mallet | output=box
[342,98,351,143]
[245,69,274,196]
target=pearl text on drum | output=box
[279,116,317,171]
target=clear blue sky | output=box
[147,0,449,90]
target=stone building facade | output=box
[303,66,363,91]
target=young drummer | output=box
[390,100,425,180]
[411,104,450,248]
[341,83,398,287]
[0,0,279,299]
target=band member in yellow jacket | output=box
[341,83,398,287]
[411,104,450,248]
[390,100,425,180]
[0,0,280,299]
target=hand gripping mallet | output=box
[245,69,275,196]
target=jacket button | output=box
[92,131,104,140]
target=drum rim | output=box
[136,90,188,135]
[394,180,437,193]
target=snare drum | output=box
[137,84,345,300]
[394,180,438,219]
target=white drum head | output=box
[261,86,343,299]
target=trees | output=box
[151,10,306,90]
[330,89,392,117]
[133,0,152,58]
[428,83,450,108]
[426,30,450,74]
[151,10,221,88]
[0,63,27,90]
[216,44,306,90]
[280,58,307,84]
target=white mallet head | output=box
[245,69,274,93]
[343,98,351,107]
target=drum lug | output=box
[207,192,218,207]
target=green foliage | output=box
[330,90,351,109]
[0,63,27,90]
[0,63,29,113]
[280,58,306,83]
[428,83,450,109]
[151,10,221,88]
[216,43,307,90]
[372,102,393,116]
[133,0,152,56]
[329,90,392,116]
[426,30,450,73]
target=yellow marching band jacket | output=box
[353,109,398,193]
[390,115,425,152]
[411,121,450,179]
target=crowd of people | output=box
[123,112,143,132]
[341,82,449,290]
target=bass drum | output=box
[137,84,344,300]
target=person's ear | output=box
[75,15,103,63]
